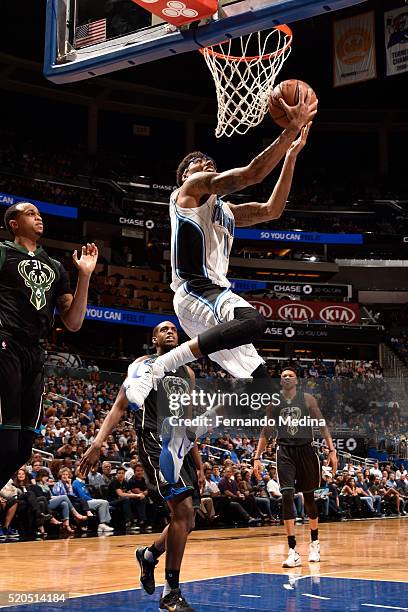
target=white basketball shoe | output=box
[282,548,302,568]
[123,358,155,411]
[308,540,321,562]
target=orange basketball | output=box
[268,79,317,128]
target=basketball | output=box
[268,79,317,128]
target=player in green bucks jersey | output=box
[0,202,98,489]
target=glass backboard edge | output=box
[44,0,366,83]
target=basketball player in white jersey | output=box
[124,89,316,412]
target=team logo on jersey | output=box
[18,260,56,310]
[212,201,235,237]
[280,404,302,436]
[161,375,190,418]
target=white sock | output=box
[162,580,172,597]
[156,343,196,373]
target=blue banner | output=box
[229,279,267,292]
[234,229,363,245]
[0,192,78,219]
[85,305,180,328]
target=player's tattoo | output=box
[202,171,251,195]
[200,129,295,196]
[56,293,73,314]
[229,203,270,226]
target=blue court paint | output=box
[4,573,408,612]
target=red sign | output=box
[247,299,360,325]
[131,0,217,27]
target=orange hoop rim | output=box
[198,24,292,63]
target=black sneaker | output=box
[135,547,157,595]
[159,589,196,611]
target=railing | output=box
[31,448,54,466]
[383,344,406,377]
[382,345,408,409]
[199,441,375,473]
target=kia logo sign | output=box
[278,303,314,322]
[320,305,356,324]
[249,300,273,318]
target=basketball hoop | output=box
[199,25,292,137]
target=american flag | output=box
[75,18,107,49]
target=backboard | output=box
[44,0,366,83]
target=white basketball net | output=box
[200,26,292,138]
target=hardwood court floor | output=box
[0,518,407,598]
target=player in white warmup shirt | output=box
[124,90,317,411]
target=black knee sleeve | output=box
[234,306,267,332]
[251,364,269,378]
[198,307,267,355]
[282,489,296,520]
[303,491,318,520]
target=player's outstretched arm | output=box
[79,388,128,475]
[190,443,205,494]
[229,123,311,227]
[253,404,274,474]
[306,392,338,474]
[179,90,317,203]
[57,242,98,332]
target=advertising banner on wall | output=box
[333,11,376,86]
[247,298,360,324]
[85,306,180,328]
[234,228,363,244]
[231,280,352,299]
[316,437,366,456]
[385,6,408,76]
[0,192,78,219]
[262,322,383,344]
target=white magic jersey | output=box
[169,189,235,292]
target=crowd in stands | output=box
[191,357,406,435]
[1,357,407,541]
[200,450,408,522]
[251,207,403,235]
[2,440,407,541]
[2,166,406,235]
[0,173,114,213]
[390,335,408,368]
[1,138,407,235]
[87,265,173,312]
